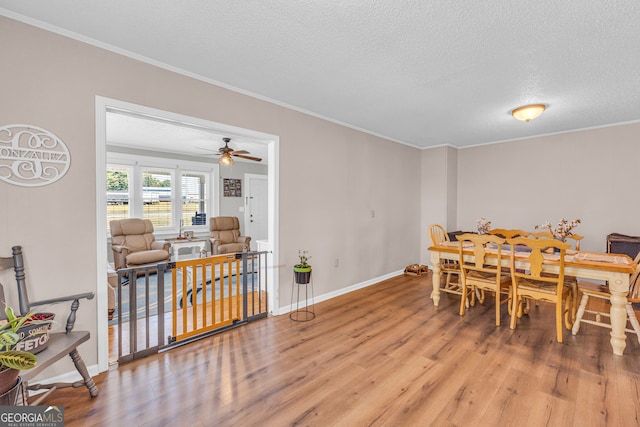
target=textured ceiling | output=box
[2,1,640,149]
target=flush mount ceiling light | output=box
[219,152,234,166]
[511,104,546,122]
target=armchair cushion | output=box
[126,249,170,266]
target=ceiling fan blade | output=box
[232,154,262,162]
[230,150,250,155]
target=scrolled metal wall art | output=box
[0,124,71,187]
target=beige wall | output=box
[455,122,640,252]
[6,13,636,379]
[217,162,267,234]
[0,16,422,374]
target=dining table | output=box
[429,242,638,356]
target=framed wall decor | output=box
[223,178,242,197]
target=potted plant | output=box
[293,250,312,284]
[0,306,50,396]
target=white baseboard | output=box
[279,269,404,315]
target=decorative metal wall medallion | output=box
[0,124,71,187]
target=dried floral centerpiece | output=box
[476,217,492,235]
[535,218,581,241]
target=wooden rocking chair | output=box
[0,246,98,405]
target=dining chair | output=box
[566,234,583,251]
[529,230,583,251]
[488,229,530,239]
[507,237,573,342]
[528,230,583,319]
[457,233,511,325]
[429,224,463,296]
[571,252,640,342]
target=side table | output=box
[167,238,207,260]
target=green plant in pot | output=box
[0,306,46,395]
[293,250,312,284]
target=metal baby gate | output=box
[114,250,269,364]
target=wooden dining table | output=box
[429,242,638,356]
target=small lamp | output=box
[512,104,546,122]
[219,152,234,166]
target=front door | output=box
[244,173,268,244]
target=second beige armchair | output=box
[209,216,251,255]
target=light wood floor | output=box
[50,272,640,426]
[108,291,267,363]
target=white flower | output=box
[476,217,492,235]
[535,218,581,240]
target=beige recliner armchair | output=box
[209,216,251,255]
[110,218,171,270]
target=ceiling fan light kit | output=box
[511,104,546,122]
[219,152,234,166]
[215,137,262,166]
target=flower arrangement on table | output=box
[535,218,581,241]
[476,217,492,235]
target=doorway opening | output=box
[96,96,280,371]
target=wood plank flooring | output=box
[109,291,267,362]
[50,272,640,426]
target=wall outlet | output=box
[334,258,339,267]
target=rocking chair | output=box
[0,246,98,405]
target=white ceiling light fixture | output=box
[219,152,234,166]
[512,104,546,122]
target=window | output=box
[182,172,208,226]
[106,165,131,223]
[106,154,215,232]
[141,167,173,227]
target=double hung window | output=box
[106,154,215,232]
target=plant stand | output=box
[290,271,315,322]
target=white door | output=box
[244,174,268,245]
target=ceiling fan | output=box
[200,137,262,166]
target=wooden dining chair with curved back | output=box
[429,224,463,296]
[457,233,512,325]
[528,230,583,320]
[507,237,573,343]
[488,229,530,239]
[571,252,640,342]
[529,230,583,251]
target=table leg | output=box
[430,251,441,307]
[608,274,629,356]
